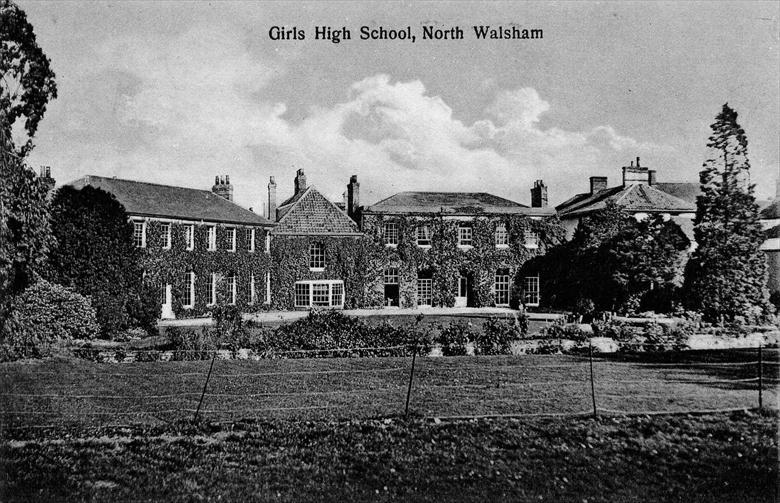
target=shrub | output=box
[540,319,588,343]
[436,321,476,356]
[166,326,220,360]
[475,317,525,355]
[591,319,636,342]
[1,280,99,360]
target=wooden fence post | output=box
[194,351,217,422]
[405,342,418,418]
[589,340,598,418]
[758,344,763,410]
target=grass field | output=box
[0,349,777,429]
[1,350,778,501]
[1,412,777,502]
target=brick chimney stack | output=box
[648,169,657,186]
[347,175,360,221]
[267,176,277,221]
[622,157,650,186]
[530,179,547,208]
[294,168,307,195]
[589,176,608,194]
[211,175,234,201]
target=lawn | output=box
[0,349,777,428]
[1,350,777,501]
[1,412,777,502]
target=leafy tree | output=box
[1,0,58,156]
[684,104,769,322]
[47,186,159,337]
[0,0,57,333]
[527,201,689,315]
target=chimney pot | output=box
[294,168,307,194]
[212,174,234,201]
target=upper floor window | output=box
[495,223,508,247]
[133,221,146,248]
[416,225,431,247]
[264,232,271,254]
[227,228,236,252]
[383,222,399,246]
[185,225,194,251]
[458,224,473,247]
[207,225,217,251]
[523,229,539,249]
[161,223,171,249]
[246,228,255,252]
[309,242,325,270]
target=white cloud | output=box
[30,24,675,210]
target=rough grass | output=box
[1,411,777,502]
[0,349,777,429]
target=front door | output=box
[455,275,468,307]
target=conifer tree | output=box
[684,104,769,322]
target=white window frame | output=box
[384,222,399,246]
[207,225,217,251]
[417,276,433,307]
[495,223,509,248]
[226,274,236,305]
[227,228,236,252]
[293,280,345,308]
[494,269,511,307]
[185,225,195,251]
[182,271,195,309]
[133,220,147,248]
[265,271,271,304]
[264,232,271,254]
[309,242,325,271]
[416,225,431,248]
[524,229,539,249]
[161,222,171,249]
[524,275,540,307]
[383,267,399,285]
[247,228,255,253]
[250,273,256,304]
[208,273,217,306]
[458,224,473,248]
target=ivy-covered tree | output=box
[47,186,159,337]
[1,0,58,157]
[0,0,57,333]
[527,201,689,315]
[684,104,769,322]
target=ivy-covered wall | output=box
[138,219,273,318]
[362,213,565,308]
[270,235,385,310]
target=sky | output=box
[18,1,780,213]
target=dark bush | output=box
[540,319,588,343]
[1,280,99,360]
[475,317,525,355]
[436,321,476,356]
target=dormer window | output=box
[309,242,325,271]
[458,224,473,247]
[495,223,508,247]
[416,226,431,247]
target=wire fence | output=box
[0,344,777,430]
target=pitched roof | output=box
[66,175,274,226]
[272,187,362,236]
[557,183,695,218]
[653,182,700,204]
[760,199,780,220]
[364,191,554,216]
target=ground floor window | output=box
[182,271,195,308]
[417,272,433,307]
[494,268,510,306]
[524,275,540,306]
[384,267,400,307]
[226,274,237,305]
[294,280,344,308]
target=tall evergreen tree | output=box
[684,103,769,322]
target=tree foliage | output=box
[684,103,769,322]
[47,186,158,337]
[526,201,689,315]
[1,0,58,156]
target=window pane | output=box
[417,277,432,306]
[495,223,508,246]
[331,282,344,307]
[416,226,431,246]
[494,269,510,306]
[309,243,325,269]
[524,276,540,305]
[524,229,539,248]
[458,224,473,246]
[383,267,399,284]
[208,226,217,250]
[312,283,329,306]
[133,222,145,248]
[383,222,398,245]
[294,282,310,307]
